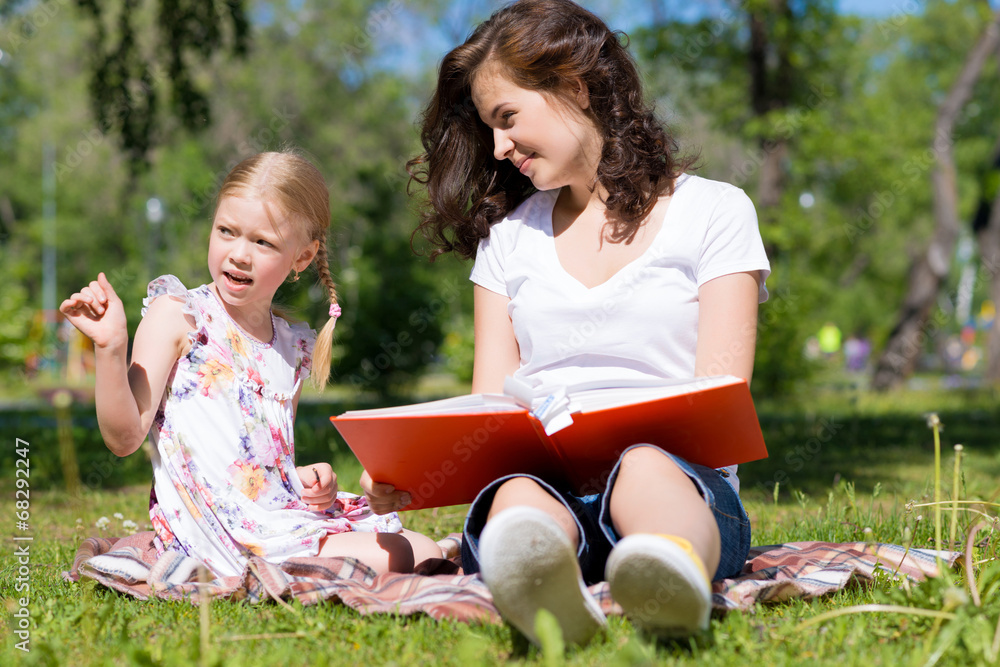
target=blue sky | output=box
[837,0,916,16]
[362,0,999,78]
[600,0,920,26]
[360,0,1000,76]
[835,0,998,15]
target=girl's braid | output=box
[308,239,339,390]
[313,241,339,306]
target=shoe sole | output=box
[479,507,606,646]
[606,534,711,636]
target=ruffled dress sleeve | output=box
[142,274,189,315]
[141,274,208,348]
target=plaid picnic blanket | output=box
[63,532,959,623]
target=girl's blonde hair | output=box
[216,151,338,390]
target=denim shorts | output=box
[460,444,751,585]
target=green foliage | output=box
[441,311,476,384]
[332,233,447,397]
[3,394,1000,665]
[72,0,250,174]
[0,1,457,391]
[3,0,1000,395]
[635,0,1000,396]
[0,282,36,370]
[534,609,566,665]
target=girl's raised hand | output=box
[59,272,128,350]
[297,462,337,511]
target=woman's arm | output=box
[471,285,521,394]
[361,285,520,513]
[694,271,761,384]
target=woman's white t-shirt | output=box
[470,174,771,489]
[471,173,771,390]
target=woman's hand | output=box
[59,272,128,350]
[359,469,410,515]
[297,463,337,511]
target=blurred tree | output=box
[636,0,840,396]
[638,0,999,395]
[332,233,445,397]
[1,0,249,176]
[8,0,995,397]
[871,6,1000,390]
[972,138,1000,383]
[79,0,248,176]
[0,0,456,397]
[744,0,838,213]
[0,4,142,384]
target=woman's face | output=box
[471,66,603,194]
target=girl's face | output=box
[207,195,318,318]
[471,67,603,194]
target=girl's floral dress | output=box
[143,275,401,577]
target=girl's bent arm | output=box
[101,296,191,456]
[694,271,761,384]
[471,285,520,394]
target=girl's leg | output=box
[316,529,442,574]
[608,446,721,574]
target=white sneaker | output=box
[478,506,607,647]
[606,534,712,636]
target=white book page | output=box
[337,393,523,418]
[566,375,742,412]
[335,375,741,419]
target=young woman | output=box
[364,0,770,645]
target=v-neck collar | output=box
[542,174,688,292]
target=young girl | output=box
[61,151,441,579]
[364,0,770,646]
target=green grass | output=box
[2,390,999,666]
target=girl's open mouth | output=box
[225,272,252,285]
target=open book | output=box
[330,375,767,510]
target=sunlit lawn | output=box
[2,382,999,665]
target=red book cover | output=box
[330,376,767,510]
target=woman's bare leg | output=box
[478,476,604,647]
[608,446,720,574]
[606,446,720,635]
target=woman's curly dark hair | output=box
[407,0,697,260]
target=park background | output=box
[3,0,1000,402]
[2,0,1000,665]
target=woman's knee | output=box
[489,476,550,515]
[486,476,579,545]
[616,445,684,483]
[609,446,704,516]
